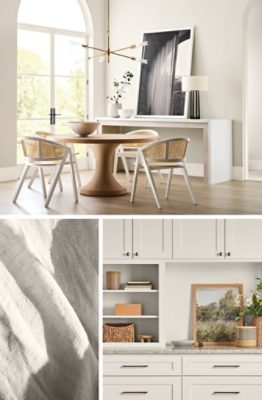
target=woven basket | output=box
[103,323,135,342]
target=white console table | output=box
[96,117,232,184]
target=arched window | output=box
[17,0,90,162]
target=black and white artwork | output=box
[137,28,194,118]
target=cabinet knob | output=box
[134,252,139,257]
[123,252,130,256]
[226,252,231,257]
[217,252,223,257]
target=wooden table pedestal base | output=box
[80,143,127,197]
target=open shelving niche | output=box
[103,260,165,347]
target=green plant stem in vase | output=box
[107,71,134,118]
[237,278,262,347]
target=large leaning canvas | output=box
[137,27,194,118]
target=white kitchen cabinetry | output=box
[103,262,165,347]
[103,219,132,259]
[173,219,262,260]
[183,377,262,400]
[104,377,181,400]
[103,219,172,260]
[173,220,224,259]
[104,354,262,400]
[225,219,262,260]
[104,355,182,400]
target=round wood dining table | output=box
[52,133,156,196]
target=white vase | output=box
[107,102,122,118]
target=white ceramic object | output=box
[107,102,122,118]
[119,109,134,118]
[68,121,100,137]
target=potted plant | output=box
[107,71,134,118]
[237,278,262,347]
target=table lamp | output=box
[182,76,208,119]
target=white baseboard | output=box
[0,157,89,183]
[249,159,262,171]
[232,166,244,181]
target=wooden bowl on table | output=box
[68,121,100,137]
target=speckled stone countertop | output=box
[104,345,262,355]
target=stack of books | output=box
[124,281,153,291]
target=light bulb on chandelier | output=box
[82,0,149,63]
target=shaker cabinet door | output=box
[173,219,224,259]
[103,219,132,259]
[225,219,262,260]
[132,219,172,259]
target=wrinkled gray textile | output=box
[0,219,98,400]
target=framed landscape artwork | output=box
[137,27,194,118]
[192,284,243,346]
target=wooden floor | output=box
[1,170,262,215]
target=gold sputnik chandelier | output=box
[82,0,148,63]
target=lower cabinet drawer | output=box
[104,377,181,400]
[183,355,262,376]
[104,355,181,376]
[183,376,262,400]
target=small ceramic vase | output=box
[107,102,122,118]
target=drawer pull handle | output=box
[121,365,149,368]
[213,365,240,368]
[213,392,240,396]
[121,392,148,395]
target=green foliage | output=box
[196,289,241,342]
[197,320,237,342]
[17,47,86,162]
[237,278,262,319]
[107,71,134,103]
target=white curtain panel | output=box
[0,219,98,400]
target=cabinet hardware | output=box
[134,252,139,256]
[121,365,149,368]
[123,252,130,256]
[213,365,240,368]
[212,392,240,395]
[217,252,223,256]
[226,251,231,256]
[121,392,148,395]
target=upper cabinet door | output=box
[173,220,224,259]
[132,220,172,259]
[103,219,132,259]
[225,220,262,260]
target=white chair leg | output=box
[165,168,173,199]
[13,165,30,203]
[121,156,131,181]
[45,156,67,208]
[183,165,197,205]
[141,157,162,209]
[158,170,164,184]
[113,151,119,177]
[39,167,47,199]
[28,167,38,189]
[58,175,63,192]
[130,153,140,203]
[71,147,82,188]
[69,153,78,203]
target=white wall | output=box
[0,0,105,170]
[106,0,252,168]
[246,0,262,167]
[165,261,261,342]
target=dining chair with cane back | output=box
[31,131,82,189]
[130,137,197,209]
[113,129,164,183]
[13,136,78,207]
